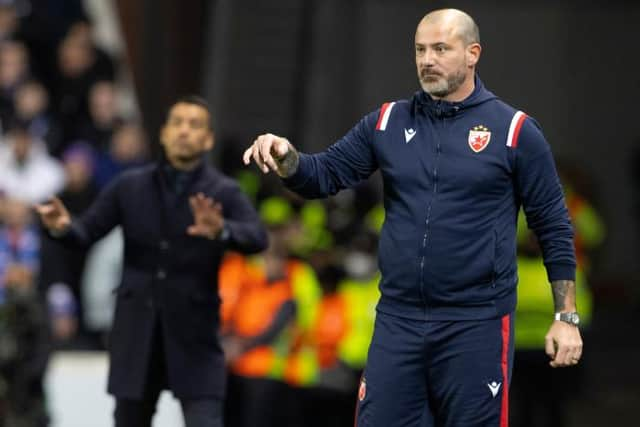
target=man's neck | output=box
[168,158,201,171]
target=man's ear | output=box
[159,125,168,147]
[205,131,215,150]
[466,43,481,67]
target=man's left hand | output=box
[187,193,224,239]
[544,321,583,368]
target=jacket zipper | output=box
[419,111,444,316]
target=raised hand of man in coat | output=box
[35,197,71,234]
[187,192,225,239]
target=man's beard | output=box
[420,68,466,98]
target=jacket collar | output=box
[412,74,496,118]
[157,157,207,195]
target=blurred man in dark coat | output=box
[36,96,268,427]
[0,264,50,427]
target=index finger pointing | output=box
[34,204,51,215]
[243,144,256,165]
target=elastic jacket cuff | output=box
[545,262,576,282]
[281,153,309,188]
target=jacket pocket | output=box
[489,229,498,286]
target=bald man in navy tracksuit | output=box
[243,8,583,427]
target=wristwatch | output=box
[554,312,580,326]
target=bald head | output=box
[418,9,479,46]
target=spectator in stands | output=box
[0,122,65,204]
[221,196,318,427]
[0,197,40,301]
[38,142,98,346]
[12,79,64,156]
[93,122,148,189]
[0,263,50,427]
[52,19,115,141]
[0,3,19,43]
[73,80,123,151]
[0,40,30,128]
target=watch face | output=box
[564,312,580,325]
[571,313,580,325]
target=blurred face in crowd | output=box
[58,37,94,77]
[15,81,49,119]
[0,41,28,88]
[66,21,93,46]
[64,152,94,192]
[2,197,32,229]
[415,10,480,100]
[89,81,117,126]
[0,5,18,39]
[111,124,148,162]
[160,102,213,170]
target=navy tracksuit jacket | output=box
[284,77,576,426]
[284,76,575,320]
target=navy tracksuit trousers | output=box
[356,311,514,427]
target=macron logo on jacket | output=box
[404,128,417,143]
[375,101,417,143]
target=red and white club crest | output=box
[358,378,367,401]
[468,125,491,153]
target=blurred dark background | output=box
[0,0,638,425]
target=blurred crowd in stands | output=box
[0,2,384,424]
[0,1,608,426]
[0,1,147,424]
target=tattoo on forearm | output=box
[277,148,299,178]
[551,280,577,312]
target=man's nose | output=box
[421,50,436,67]
[178,122,191,135]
